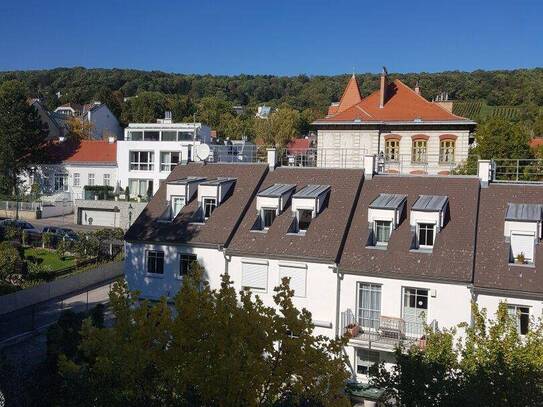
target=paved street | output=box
[30,215,114,233]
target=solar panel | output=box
[293,185,331,199]
[257,184,296,198]
[506,203,543,222]
[369,193,407,210]
[412,195,449,212]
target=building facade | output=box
[54,102,123,140]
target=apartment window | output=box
[203,198,217,219]
[178,131,194,141]
[385,139,400,162]
[143,131,160,141]
[146,251,164,275]
[160,151,180,172]
[130,151,155,171]
[103,173,111,186]
[403,288,428,337]
[73,173,80,187]
[128,131,143,141]
[261,208,276,229]
[418,223,435,247]
[88,173,95,186]
[439,140,455,163]
[54,174,68,192]
[297,209,313,232]
[241,262,268,291]
[171,196,185,219]
[510,232,535,264]
[356,349,380,376]
[411,140,427,163]
[358,283,381,330]
[129,179,153,197]
[161,131,177,141]
[507,305,530,335]
[279,265,307,297]
[374,220,392,245]
[178,254,197,278]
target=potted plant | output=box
[515,252,526,264]
[345,323,360,337]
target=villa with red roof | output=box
[312,68,476,174]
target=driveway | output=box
[30,215,114,232]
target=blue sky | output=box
[1,0,541,75]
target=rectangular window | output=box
[178,254,197,278]
[439,140,455,163]
[160,151,180,172]
[279,265,307,297]
[143,131,160,141]
[262,208,276,229]
[418,223,435,247]
[510,232,535,264]
[88,173,95,186]
[241,262,268,291]
[358,283,381,330]
[129,179,153,197]
[171,196,185,219]
[54,174,68,192]
[73,173,80,187]
[146,251,164,275]
[297,209,312,232]
[374,220,392,244]
[161,131,177,141]
[130,151,155,171]
[103,173,111,186]
[507,305,530,335]
[128,131,143,141]
[356,349,380,376]
[178,131,194,141]
[411,140,427,163]
[203,198,217,219]
[385,139,400,162]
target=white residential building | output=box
[54,102,123,140]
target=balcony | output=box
[377,154,458,175]
[341,309,435,352]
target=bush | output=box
[0,241,22,281]
[42,232,54,249]
[56,239,72,259]
[74,232,100,258]
[83,185,114,200]
[4,225,21,242]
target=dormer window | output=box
[254,184,296,231]
[291,185,330,234]
[410,195,449,251]
[505,203,542,265]
[194,178,236,223]
[203,198,217,219]
[164,177,205,221]
[368,193,407,247]
[171,196,185,218]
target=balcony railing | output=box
[492,159,543,183]
[341,309,434,350]
[377,154,459,175]
[279,148,367,169]
[206,144,262,163]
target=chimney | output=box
[379,66,388,108]
[108,136,116,144]
[415,81,420,95]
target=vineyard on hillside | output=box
[452,100,538,121]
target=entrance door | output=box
[402,288,428,338]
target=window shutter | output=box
[241,262,268,291]
[279,266,307,297]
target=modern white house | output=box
[117,113,212,197]
[312,69,476,174]
[53,102,123,140]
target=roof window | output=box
[367,193,407,247]
[193,177,236,223]
[161,177,205,221]
[253,184,296,231]
[505,203,542,266]
[289,185,330,234]
[410,195,449,251]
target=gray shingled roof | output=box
[369,193,407,210]
[505,203,543,222]
[257,184,296,198]
[412,195,449,212]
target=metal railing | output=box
[341,310,429,349]
[377,154,458,175]
[279,148,367,169]
[492,159,543,183]
[206,144,263,163]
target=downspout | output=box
[332,263,341,338]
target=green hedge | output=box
[83,185,114,200]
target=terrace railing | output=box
[492,159,543,183]
[279,148,367,169]
[378,154,458,175]
[206,144,263,164]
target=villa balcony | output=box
[341,310,435,352]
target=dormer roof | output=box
[257,184,296,198]
[369,193,407,210]
[412,195,449,212]
[293,184,331,199]
[505,203,543,222]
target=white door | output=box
[81,209,117,227]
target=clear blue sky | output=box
[1,0,541,75]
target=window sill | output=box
[508,262,535,269]
[250,229,268,234]
[145,273,164,279]
[365,244,388,251]
[287,231,306,236]
[409,248,433,254]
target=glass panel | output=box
[298,209,312,231]
[178,131,194,141]
[375,220,391,243]
[179,254,197,276]
[129,131,143,141]
[262,209,276,228]
[204,198,216,219]
[143,131,160,141]
[358,283,381,330]
[172,196,185,218]
[162,131,177,141]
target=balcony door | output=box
[402,288,428,338]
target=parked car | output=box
[0,219,42,239]
[42,226,78,242]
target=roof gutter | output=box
[312,120,477,126]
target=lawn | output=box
[24,248,76,271]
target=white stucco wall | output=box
[476,292,543,321]
[88,105,122,140]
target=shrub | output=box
[74,232,100,258]
[56,239,72,260]
[0,241,22,281]
[42,232,54,249]
[4,225,21,243]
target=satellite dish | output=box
[196,144,211,161]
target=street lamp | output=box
[128,204,133,229]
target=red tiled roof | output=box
[530,138,543,149]
[317,78,470,123]
[42,140,117,164]
[287,138,310,154]
[336,74,362,113]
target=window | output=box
[178,254,197,278]
[161,131,177,141]
[374,220,391,245]
[143,131,160,141]
[178,131,194,141]
[262,208,276,229]
[203,198,217,219]
[146,251,164,275]
[242,262,268,291]
[507,305,530,335]
[358,283,381,330]
[439,140,455,163]
[171,196,185,219]
[418,223,435,247]
[403,288,428,337]
[385,139,400,162]
[356,349,380,376]
[411,140,427,163]
[54,174,68,192]
[510,232,535,264]
[160,151,180,171]
[88,173,95,186]
[73,173,80,187]
[128,131,143,141]
[279,265,307,297]
[103,174,111,186]
[130,151,155,171]
[129,179,153,197]
[297,209,312,232]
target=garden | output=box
[0,227,125,295]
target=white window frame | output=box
[261,207,276,230]
[203,197,217,220]
[103,173,111,187]
[176,253,197,280]
[357,282,382,330]
[130,151,155,171]
[374,220,392,245]
[385,139,400,162]
[411,139,428,163]
[510,231,535,264]
[160,151,181,172]
[171,196,185,219]
[146,250,164,275]
[241,261,268,292]
[73,173,80,187]
[297,209,313,233]
[54,174,68,192]
[356,348,380,377]
[88,173,95,186]
[129,179,153,197]
[507,304,530,335]
[439,139,456,163]
[417,222,436,248]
